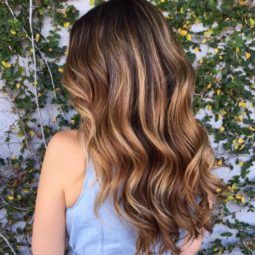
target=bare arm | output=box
[32,131,73,255]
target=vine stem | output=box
[38,51,65,116]
[29,0,47,149]
[4,0,15,16]
[4,0,65,145]
[0,232,17,255]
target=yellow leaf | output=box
[194,47,199,53]
[16,82,21,89]
[227,185,233,192]
[235,194,242,199]
[218,113,223,119]
[183,23,188,29]
[207,105,212,110]
[238,161,244,166]
[207,83,212,89]
[203,29,213,37]
[186,34,192,41]
[7,195,14,200]
[10,29,16,35]
[245,52,251,59]
[237,115,243,122]
[178,29,188,36]
[237,138,244,144]
[217,159,222,166]
[220,109,226,115]
[64,22,70,28]
[35,33,40,42]
[231,183,237,191]
[238,101,246,108]
[219,126,225,132]
[238,0,247,6]
[249,17,255,26]
[17,131,23,137]
[58,67,64,73]
[89,0,95,5]
[226,195,234,201]
[2,60,11,68]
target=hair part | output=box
[62,0,227,254]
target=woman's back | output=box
[32,0,225,253]
[66,154,187,255]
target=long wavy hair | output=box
[62,0,226,254]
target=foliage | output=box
[0,0,254,254]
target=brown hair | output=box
[62,0,226,254]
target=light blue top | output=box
[66,156,188,255]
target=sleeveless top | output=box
[65,156,188,255]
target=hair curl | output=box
[62,0,227,254]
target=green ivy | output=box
[0,0,254,254]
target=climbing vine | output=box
[0,0,254,254]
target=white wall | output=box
[0,1,254,254]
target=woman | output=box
[32,0,226,254]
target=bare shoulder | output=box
[48,129,81,150]
[44,129,83,172]
[44,129,87,208]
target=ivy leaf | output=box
[0,158,5,165]
[241,161,252,179]
[209,0,217,10]
[249,17,255,26]
[220,232,233,237]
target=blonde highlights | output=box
[62,0,226,254]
